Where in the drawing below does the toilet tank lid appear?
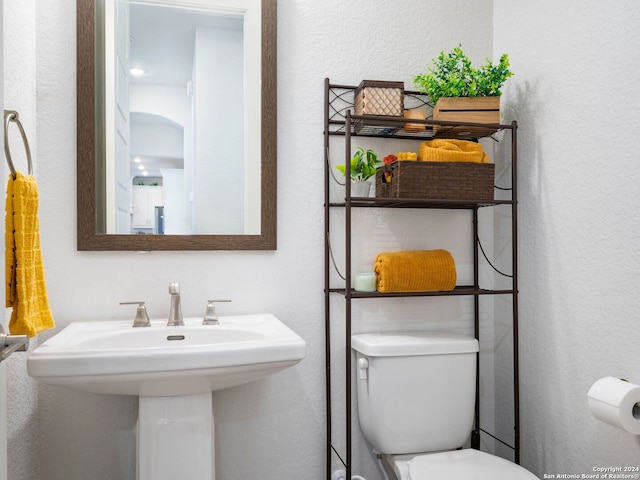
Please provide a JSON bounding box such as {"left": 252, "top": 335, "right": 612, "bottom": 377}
{"left": 351, "top": 332, "right": 479, "bottom": 357}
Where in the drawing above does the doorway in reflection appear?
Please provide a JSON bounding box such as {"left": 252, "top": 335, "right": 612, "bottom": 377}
{"left": 130, "top": 113, "right": 183, "bottom": 234}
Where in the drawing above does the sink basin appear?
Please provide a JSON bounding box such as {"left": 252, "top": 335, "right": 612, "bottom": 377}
{"left": 27, "top": 314, "right": 306, "bottom": 396}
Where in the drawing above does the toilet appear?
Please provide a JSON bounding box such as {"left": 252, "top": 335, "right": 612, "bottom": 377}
{"left": 351, "top": 331, "right": 537, "bottom": 480}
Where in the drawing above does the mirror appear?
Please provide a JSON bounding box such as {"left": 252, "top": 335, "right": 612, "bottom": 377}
{"left": 77, "top": 0, "right": 276, "bottom": 250}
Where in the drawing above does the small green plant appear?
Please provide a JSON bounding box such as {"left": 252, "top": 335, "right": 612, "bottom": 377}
{"left": 336, "top": 147, "right": 381, "bottom": 181}
{"left": 413, "top": 45, "right": 513, "bottom": 104}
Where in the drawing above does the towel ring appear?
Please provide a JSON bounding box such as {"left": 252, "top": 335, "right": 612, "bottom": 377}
{"left": 4, "top": 109, "right": 33, "bottom": 177}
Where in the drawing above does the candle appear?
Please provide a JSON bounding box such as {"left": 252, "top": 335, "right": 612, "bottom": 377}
{"left": 354, "top": 273, "right": 377, "bottom": 292}
{"left": 403, "top": 109, "right": 426, "bottom": 132}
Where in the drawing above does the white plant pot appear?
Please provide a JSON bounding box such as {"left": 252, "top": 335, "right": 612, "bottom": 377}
{"left": 350, "top": 181, "right": 371, "bottom": 198}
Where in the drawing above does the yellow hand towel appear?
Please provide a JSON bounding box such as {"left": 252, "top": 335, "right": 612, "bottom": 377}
{"left": 418, "top": 139, "right": 489, "bottom": 163}
{"left": 5, "top": 173, "right": 55, "bottom": 337}
{"left": 374, "top": 249, "right": 457, "bottom": 293}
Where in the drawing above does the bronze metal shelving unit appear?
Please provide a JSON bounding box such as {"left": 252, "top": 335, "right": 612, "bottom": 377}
{"left": 323, "top": 78, "right": 519, "bottom": 479}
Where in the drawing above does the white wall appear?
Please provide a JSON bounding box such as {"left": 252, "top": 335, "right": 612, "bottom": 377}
{"left": 130, "top": 117, "right": 184, "bottom": 160}
{"left": 130, "top": 84, "right": 191, "bottom": 128}
{"left": 0, "top": 3, "right": 5, "bottom": 479}
{"left": 494, "top": 0, "right": 640, "bottom": 476}
{"left": 20, "top": 0, "right": 640, "bottom": 479}
{"left": 3, "top": 1, "right": 40, "bottom": 479}
{"left": 160, "top": 168, "right": 188, "bottom": 234}
{"left": 13, "top": 1, "right": 494, "bottom": 479}
{"left": 193, "top": 26, "right": 244, "bottom": 234}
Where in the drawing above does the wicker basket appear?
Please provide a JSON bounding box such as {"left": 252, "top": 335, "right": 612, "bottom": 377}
{"left": 375, "top": 161, "right": 495, "bottom": 201}
{"left": 354, "top": 80, "right": 404, "bottom": 132}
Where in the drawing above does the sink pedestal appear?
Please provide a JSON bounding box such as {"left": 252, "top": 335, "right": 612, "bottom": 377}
{"left": 138, "top": 392, "right": 214, "bottom": 480}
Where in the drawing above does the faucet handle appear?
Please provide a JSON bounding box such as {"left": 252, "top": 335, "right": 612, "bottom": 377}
{"left": 202, "top": 299, "right": 231, "bottom": 325}
{"left": 120, "top": 301, "right": 151, "bottom": 328}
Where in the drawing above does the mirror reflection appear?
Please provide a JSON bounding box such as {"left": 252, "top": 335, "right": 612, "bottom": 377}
{"left": 100, "top": 0, "right": 261, "bottom": 236}
{"left": 77, "top": 0, "right": 277, "bottom": 251}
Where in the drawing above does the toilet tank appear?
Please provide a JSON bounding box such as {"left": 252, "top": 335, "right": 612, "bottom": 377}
{"left": 352, "top": 332, "right": 478, "bottom": 455}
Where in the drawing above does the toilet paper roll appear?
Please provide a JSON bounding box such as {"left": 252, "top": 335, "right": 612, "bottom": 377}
{"left": 587, "top": 376, "right": 640, "bottom": 434}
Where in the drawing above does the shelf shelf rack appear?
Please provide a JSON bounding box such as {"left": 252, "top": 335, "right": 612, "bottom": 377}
{"left": 323, "top": 78, "right": 519, "bottom": 479}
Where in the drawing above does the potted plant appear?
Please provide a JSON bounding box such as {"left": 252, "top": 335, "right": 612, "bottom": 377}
{"left": 413, "top": 45, "right": 513, "bottom": 133}
{"left": 336, "top": 146, "right": 381, "bottom": 197}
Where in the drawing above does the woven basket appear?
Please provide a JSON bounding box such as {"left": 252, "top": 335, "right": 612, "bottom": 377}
{"left": 375, "top": 161, "right": 495, "bottom": 201}
{"left": 354, "top": 80, "right": 404, "bottom": 132}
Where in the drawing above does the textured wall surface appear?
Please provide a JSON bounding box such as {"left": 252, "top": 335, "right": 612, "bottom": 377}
{"left": 0, "top": 4, "right": 5, "bottom": 480}
{"left": 8, "top": 0, "right": 640, "bottom": 478}
{"left": 494, "top": 0, "right": 640, "bottom": 476}
{"left": 3, "top": 1, "right": 40, "bottom": 480}
{"left": 4, "top": 1, "right": 494, "bottom": 479}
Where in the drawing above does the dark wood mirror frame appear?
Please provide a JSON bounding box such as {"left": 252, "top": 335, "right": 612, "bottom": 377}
{"left": 77, "top": 0, "right": 276, "bottom": 251}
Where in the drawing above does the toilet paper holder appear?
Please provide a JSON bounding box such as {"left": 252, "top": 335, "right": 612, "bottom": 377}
{"left": 588, "top": 376, "right": 640, "bottom": 433}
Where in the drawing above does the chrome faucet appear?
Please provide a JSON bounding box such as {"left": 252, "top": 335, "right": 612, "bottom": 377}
{"left": 120, "top": 301, "right": 151, "bottom": 327}
{"left": 202, "top": 299, "right": 231, "bottom": 325}
{"left": 167, "top": 283, "right": 184, "bottom": 326}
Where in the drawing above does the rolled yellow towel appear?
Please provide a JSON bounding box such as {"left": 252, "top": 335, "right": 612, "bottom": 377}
{"left": 374, "top": 249, "right": 457, "bottom": 293}
{"left": 418, "top": 139, "right": 489, "bottom": 163}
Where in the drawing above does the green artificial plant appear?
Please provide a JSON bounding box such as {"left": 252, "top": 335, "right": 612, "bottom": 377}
{"left": 413, "top": 45, "right": 513, "bottom": 104}
{"left": 336, "top": 147, "right": 381, "bottom": 181}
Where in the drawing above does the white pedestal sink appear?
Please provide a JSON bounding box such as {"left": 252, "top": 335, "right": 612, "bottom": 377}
{"left": 27, "top": 314, "right": 306, "bottom": 480}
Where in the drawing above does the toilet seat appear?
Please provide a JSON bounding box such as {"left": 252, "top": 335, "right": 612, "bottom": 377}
{"left": 407, "top": 449, "right": 537, "bottom": 479}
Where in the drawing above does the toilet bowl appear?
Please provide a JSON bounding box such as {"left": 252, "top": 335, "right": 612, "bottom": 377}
{"left": 351, "top": 331, "right": 537, "bottom": 480}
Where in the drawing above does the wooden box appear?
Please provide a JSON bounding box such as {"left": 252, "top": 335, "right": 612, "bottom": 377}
{"left": 433, "top": 96, "right": 500, "bottom": 138}
{"left": 375, "top": 161, "right": 495, "bottom": 201}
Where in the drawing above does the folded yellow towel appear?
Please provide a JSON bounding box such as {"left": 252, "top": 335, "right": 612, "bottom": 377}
{"left": 418, "top": 139, "right": 489, "bottom": 163}
{"left": 374, "top": 249, "right": 457, "bottom": 293}
{"left": 5, "top": 173, "right": 55, "bottom": 337}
